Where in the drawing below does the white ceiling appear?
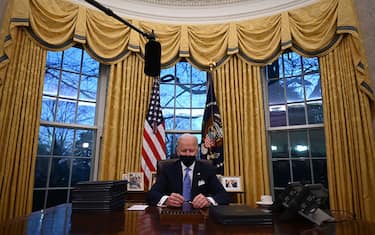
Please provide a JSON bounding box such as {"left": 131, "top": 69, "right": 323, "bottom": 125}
{"left": 75, "top": 0, "right": 317, "bottom": 24}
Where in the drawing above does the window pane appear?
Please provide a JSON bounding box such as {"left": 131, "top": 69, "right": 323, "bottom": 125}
{"left": 191, "top": 67, "right": 206, "bottom": 84}
{"left": 303, "top": 57, "right": 319, "bottom": 74}
{"left": 269, "top": 105, "right": 286, "bottom": 127}
{"left": 56, "top": 99, "right": 76, "bottom": 123}
{"left": 268, "top": 79, "right": 285, "bottom": 105}
{"left": 165, "top": 133, "right": 179, "bottom": 157}
{"left": 82, "top": 51, "right": 99, "bottom": 75}
{"left": 46, "top": 189, "right": 68, "bottom": 208}
{"left": 163, "top": 108, "right": 174, "bottom": 129}
{"left": 176, "top": 62, "right": 191, "bottom": 84}
{"left": 310, "top": 128, "right": 326, "bottom": 157}
{"left": 175, "top": 85, "right": 191, "bottom": 108}
{"left": 160, "top": 67, "right": 175, "bottom": 84}
{"left": 62, "top": 47, "right": 82, "bottom": 73}
{"left": 312, "top": 159, "right": 328, "bottom": 188}
{"left": 288, "top": 103, "right": 306, "bottom": 125}
{"left": 32, "top": 190, "right": 46, "bottom": 211}
{"left": 71, "top": 158, "right": 91, "bottom": 185}
{"left": 53, "top": 128, "right": 74, "bottom": 156}
{"left": 272, "top": 160, "right": 291, "bottom": 187}
{"left": 36, "top": 47, "right": 101, "bottom": 211}
{"left": 77, "top": 101, "right": 95, "bottom": 125}
{"left": 191, "top": 109, "right": 204, "bottom": 130}
{"left": 270, "top": 131, "right": 288, "bottom": 158}
{"left": 290, "top": 130, "right": 308, "bottom": 158}
{"left": 41, "top": 96, "right": 56, "bottom": 122}
{"left": 175, "top": 109, "right": 191, "bottom": 130}
{"left": 292, "top": 159, "right": 311, "bottom": 184}
{"left": 286, "top": 76, "right": 304, "bottom": 103}
{"left": 74, "top": 130, "right": 95, "bottom": 157}
{"left": 43, "top": 69, "right": 59, "bottom": 96}
{"left": 49, "top": 158, "right": 71, "bottom": 187}
{"left": 46, "top": 51, "right": 62, "bottom": 68}
{"left": 60, "top": 72, "right": 79, "bottom": 99}
{"left": 283, "top": 52, "right": 301, "bottom": 77}
{"left": 38, "top": 126, "right": 53, "bottom": 155}
{"left": 34, "top": 157, "right": 50, "bottom": 188}
{"left": 304, "top": 73, "right": 321, "bottom": 100}
{"left": 160, "top": 84, "right": 175, "bottom": 107}
{"left": 307, "top": 101, "right": 324, "bottom": 124}
{"left": 191, "top": 92, "right": 206, "bottom": 107}
{"left": 80, "top": 75, "right": 98, "bottom": 102}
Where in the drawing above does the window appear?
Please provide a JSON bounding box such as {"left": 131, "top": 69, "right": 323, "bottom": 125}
{"left": 160, "top": 62, "right": 207, "bottom": 157}
{"left": 264, "top": 51, "right": 328, "bottom": 199}
{"left": 33, "top": 46, "right": 106, "bottom": 211}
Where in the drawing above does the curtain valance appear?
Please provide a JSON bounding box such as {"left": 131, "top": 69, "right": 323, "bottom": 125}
{"left": 0, "top": 0, "right": 373, "bottom": 102}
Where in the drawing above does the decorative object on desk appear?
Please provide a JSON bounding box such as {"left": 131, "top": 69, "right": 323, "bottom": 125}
{"left": 71, "top": 180, "right": 127, "bottom": 212}
{"left": 158, "top": 204, "right": 207, "bottom": 224}
{"left": 149, "top": 171, "right": 157, "bottom": 190}
{"left": 221, "top": 176, "right": 243, "bottom": 192}
{"left": 256, "top": 195, "right": 273, "bottom": 212}
{"left": 127, "top": 172, "right": 144, "bottom": 191}
{"left": 216, "top": 174, "right": 223, "bottom": 182}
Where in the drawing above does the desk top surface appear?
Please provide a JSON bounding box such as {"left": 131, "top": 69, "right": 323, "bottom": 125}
{"left": 1, "top": 203, "right": 374, "bottom": 235}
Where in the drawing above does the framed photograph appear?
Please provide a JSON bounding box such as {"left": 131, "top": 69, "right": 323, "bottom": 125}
{"left": 221, "top": 176, "right": 243, "bottom": 192}
{"left": 149, "top": 171, "right": 157, "bottom": 190}
{"left": 127, "top": 172, "right": 144, "bottom": 191}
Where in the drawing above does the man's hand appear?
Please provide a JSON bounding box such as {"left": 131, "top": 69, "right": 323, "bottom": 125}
{"left": 166, "top": 193, "right": 184, "bottom": 207}
{"left": 191, "top": 194, "right": 210, "bottom": 208}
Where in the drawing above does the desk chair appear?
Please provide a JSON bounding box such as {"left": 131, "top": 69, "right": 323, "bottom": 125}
{"left": 156, "top": 159, "right": 213, "bottom": 176}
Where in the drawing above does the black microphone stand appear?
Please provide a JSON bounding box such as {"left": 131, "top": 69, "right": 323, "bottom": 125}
{"left": 85, "top": 0, "right": 155, "bottom": 40}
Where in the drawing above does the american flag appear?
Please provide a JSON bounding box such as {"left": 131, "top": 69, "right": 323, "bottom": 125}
{"left": 141, "top": 78, "right": 166, "bottom": 189}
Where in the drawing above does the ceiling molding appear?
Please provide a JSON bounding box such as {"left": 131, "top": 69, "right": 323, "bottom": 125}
{"left": 75, "top": 0, "right": 318, "bottom": 24}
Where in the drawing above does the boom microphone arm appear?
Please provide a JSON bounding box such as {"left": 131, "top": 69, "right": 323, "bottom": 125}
{"left": 85, "top": 0, "right": 161, "bottom": 76}
{"left": 85, "top": 0, "right": 155, "bottom": 40}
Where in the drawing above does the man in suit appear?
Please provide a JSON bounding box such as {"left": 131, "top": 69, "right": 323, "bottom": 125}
{"left": 146, "top": 133, "right": 230, "bottom": 208}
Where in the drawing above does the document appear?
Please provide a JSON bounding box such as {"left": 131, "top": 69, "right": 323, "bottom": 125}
{"left": 127, "top": 205, "right": 149, "bottom": 211}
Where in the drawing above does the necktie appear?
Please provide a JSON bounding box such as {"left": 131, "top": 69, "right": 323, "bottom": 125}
{"left": 183, "top": 168, "right": 191, "bottom": 201}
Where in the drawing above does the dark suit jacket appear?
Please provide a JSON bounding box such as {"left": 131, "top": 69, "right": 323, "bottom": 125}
{"left": 146, "top": 159, "right": 230, "bottom": 206}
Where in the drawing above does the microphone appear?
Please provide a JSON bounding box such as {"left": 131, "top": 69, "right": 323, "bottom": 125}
{"left": 144, "top": 39, "right": 161, "bottom": 77}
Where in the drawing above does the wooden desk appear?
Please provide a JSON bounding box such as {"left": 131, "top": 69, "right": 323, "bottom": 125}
{"left": 1, "top": 203, "right": 374, "bottom": 235}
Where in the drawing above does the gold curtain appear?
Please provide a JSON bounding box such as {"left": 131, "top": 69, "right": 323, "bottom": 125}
{"left": 0, "top": 27, "right": 46, "bottom": 221}
{"left": 320, "top": 36, "right": 375, "bottom": 222}
{"left": 0, "top": 0, "right": 374, "bottom": 222}
{"left": 99, "top": 54, "right": 153, "bottom": 179}
{"left": 213, "top": 56, "right": 270, "bottom": 206}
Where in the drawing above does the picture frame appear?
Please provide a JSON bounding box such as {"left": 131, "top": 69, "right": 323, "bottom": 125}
{"left": 149, "top": 171, "right": 157, "bottom": 190}
{"left": 221, "top": 176, "right": 243, "bottom": 192}
{"left": 126, "top": 172, "right": 144, "bottom": 191}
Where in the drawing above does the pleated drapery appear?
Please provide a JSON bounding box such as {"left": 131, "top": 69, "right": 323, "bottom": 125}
{"left": 213, "top": 56, "right": 270, "bottom": 205}
{"left": 99, "top": 54, "right": 152, "bottom": 180}
{"left": 0, "top": 27, "right": 46, "bottom": 221}
{"left": 0, "top": 0, "right": 374, "bottom": 222}
{"left": 320, "top": 37, "right": 375, "bottom": 222}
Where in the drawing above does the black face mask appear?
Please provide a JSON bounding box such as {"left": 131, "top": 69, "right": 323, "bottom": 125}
{"left": 179, "top": 156, "right": 196, "bottom": 167}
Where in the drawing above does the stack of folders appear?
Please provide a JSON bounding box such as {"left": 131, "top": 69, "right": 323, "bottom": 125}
{"left": 71, "top": 180, "right": 127, "bottom": 212}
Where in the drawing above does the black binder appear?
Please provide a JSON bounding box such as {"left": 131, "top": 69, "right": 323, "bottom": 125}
{"left": 209, "top": 205, "right": 273, "bottom": 225}
{"left": 71, "top": 180, "right": 127, "bottom": 212}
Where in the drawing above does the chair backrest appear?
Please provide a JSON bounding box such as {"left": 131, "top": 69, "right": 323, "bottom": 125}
{"left": 156, "top": 159, "right": 213, "bottom": 175}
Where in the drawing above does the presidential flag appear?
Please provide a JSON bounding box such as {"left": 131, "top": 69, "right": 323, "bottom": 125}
{"left": 200, "top": 72, "right": 224, "bottom": 174}
{"left": 141, "top": 78, "right": 166, "bottom": 189}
